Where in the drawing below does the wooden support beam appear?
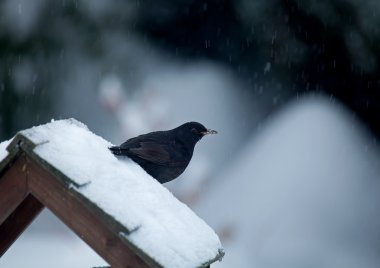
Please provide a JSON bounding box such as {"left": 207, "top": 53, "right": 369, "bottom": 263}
{"left": 27, "top": 157, "right": 150, "bottom": 268}
{"left": 0, "top": 158, "right": 28, "bottom": 224}
{"left": 0, "top": 194, "right": 44, "bottom": 257}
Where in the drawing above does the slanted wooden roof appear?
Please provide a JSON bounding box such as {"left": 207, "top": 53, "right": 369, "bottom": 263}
{"left": 0, "top": 119, "right": 224, "bottom": 268}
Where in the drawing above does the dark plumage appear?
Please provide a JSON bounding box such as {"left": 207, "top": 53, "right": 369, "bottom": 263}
{"left": 109, "top": 122, "right": 217, "bottom": 183}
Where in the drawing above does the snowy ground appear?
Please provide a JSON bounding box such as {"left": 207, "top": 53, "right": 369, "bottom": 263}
{"left": 195, "top": 96, "right": 380, "bottom": 268}
{"left": 0, "top": 209, "right": 108, "bottom": 268}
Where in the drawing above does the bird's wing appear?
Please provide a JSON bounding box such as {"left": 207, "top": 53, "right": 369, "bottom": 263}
{"left": 114, "top": 133, "right": 188, "bottom": 167}
{"left": 129, "top": 141, "right": 172, "bottom": 164}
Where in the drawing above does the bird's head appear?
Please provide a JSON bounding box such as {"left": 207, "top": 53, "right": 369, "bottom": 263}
{"left": 176, "top": 122, "right": 217, "bottom": 145}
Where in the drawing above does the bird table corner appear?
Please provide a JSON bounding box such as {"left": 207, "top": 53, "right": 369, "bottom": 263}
{"left": 0, "top": 118, "right": 224, "bottom": 268}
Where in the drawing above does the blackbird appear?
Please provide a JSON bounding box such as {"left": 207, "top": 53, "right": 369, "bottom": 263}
{"left": 109, "top": 122, "right": 217, "bottom": 183}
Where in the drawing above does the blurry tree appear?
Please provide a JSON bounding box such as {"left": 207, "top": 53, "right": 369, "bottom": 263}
{"left": 1, "top": 1, "right": 59, "bottom": 139}
{"left": 0, "top": 0, "right": 134, "bottom": 140}
{"left": 136, "top": 0, "right": 380, "bottom": 136}
{"left": 1, "top": 0, "right": 379, "bottom": 139}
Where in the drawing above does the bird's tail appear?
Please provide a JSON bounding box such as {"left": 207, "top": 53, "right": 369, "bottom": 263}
{"left": 109, "top": 146, "right": 124, "bottom": 156}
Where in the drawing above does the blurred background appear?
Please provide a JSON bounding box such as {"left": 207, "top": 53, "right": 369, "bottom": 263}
{"left": 1, "top": 0, "right": 380, "bottom": 267}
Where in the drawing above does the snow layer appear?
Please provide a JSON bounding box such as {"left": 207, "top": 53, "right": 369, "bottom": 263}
{"left": 17, "top": 118, "right": 222, "bottom": 268}
{"left": 0, "top": 139, "right": 11, "bottom": 162}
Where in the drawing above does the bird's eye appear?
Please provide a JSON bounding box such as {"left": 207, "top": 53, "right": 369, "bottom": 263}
{"left": 191, "top": 128, "right": 198, "bottom": 134}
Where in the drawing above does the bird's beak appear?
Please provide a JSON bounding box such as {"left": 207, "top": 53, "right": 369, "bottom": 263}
{"left": 201, "top": 129, "right": 218, "bottom": 136}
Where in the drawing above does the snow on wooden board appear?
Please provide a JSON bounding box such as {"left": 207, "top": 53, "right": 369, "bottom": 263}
{"left": 1, "top": 119, "right": 224, "bottom": 268}
{"left": 0, "top": 139, "right": 11, "bottom": 162}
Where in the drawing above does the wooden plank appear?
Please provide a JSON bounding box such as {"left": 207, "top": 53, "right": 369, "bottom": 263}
{"left": 27, "top": 157, "right": 151, "bottom": 268}
{"left": 0, "top": 194, "right": 44, "bottom": 257}
{"left": 0, "top": 158, "right": 28, "bottom": 224}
